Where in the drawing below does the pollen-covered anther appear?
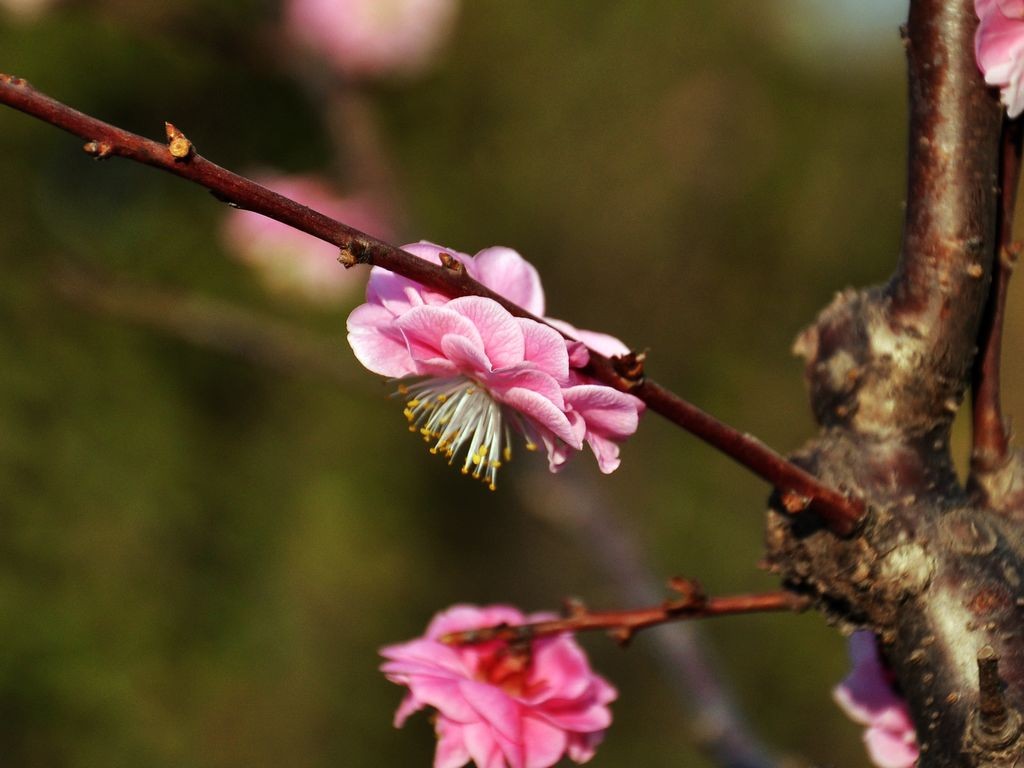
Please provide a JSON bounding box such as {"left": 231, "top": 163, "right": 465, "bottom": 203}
{"left": 398, "top": 375, "right": 511, "bottom": 489}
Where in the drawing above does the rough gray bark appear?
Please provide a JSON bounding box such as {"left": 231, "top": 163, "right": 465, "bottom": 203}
{"left": 765, "top": 1, "right": 1024, "bottom": 765}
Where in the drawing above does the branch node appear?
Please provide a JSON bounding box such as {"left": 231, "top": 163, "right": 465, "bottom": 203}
{"left": 0, "top": 73, "right": 28, "bottom": 87}
{"left": 338, "top": 238, "right": 371, "bottom": 268}
{"left": 611, "top": 350, "right": 646, "bottom": 385}
{"left": 666, "top": 576, "right": 705, "bottom": 607}
{"left": 607, "top": 627, "right": 634, "bottom": 647}
{"left": 1002, "top": 242, "right": 1022, "bottom": 269}
{"left": 562, "top": 597, "right": 587, "bottom": 620}
{"left": 780, "top": 489, "right": 812, "bottom": 515}
{"left": 164, "top": 122, "right": 194, "bottom": 161}
{"left": 971, "top": 646, "right": 1022, "bottom": 750}
{"left": 439, "top": 251, "right": 464, "bottom": 274}
{"left": 82, "top": 140, "right": 113, "bottom": 160}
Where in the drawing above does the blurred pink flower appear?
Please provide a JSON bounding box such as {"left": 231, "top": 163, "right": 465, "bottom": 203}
{"left": 976, "top": 0, "right": 1024, "bottom": 117}
{"left": 381, "top": 604, "right": 616, "bottom": 768}
{"left": 1, "top": 0, "right": 57, "bottom": 18}
{"left": 346, "top": 242, "right": 642, "bottom": 486}
{"left": 285, "top": 0, "right": 459, "bottom": 80}
{"left": 222, "top": 174, "right": 393, "bottom": 306}
{"left": 833, "top": 631, "right": 919, "bottom": 768}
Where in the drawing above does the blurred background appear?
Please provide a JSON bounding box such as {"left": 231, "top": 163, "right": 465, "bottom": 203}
{"left": 3, "top": 1, "right": 1012, "bottom": 766}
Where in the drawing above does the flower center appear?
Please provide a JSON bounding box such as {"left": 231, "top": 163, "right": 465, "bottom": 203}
{"left": 399, "top": 376, "right": 516, "bottom": 490}
{"left": 473, "top": 643, "right": 532, "bottom": 697}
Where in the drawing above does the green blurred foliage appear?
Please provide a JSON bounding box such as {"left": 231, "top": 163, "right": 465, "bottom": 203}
{"left": 1, "top": 1, "right": 993, "bottom": 766}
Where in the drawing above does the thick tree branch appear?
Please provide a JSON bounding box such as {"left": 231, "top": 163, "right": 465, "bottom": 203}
{"left": 439, "top": 580, "right": 809, "bottom": 647}
{"left": 795, "top": 0, "right": 1001, "bottom": 442}
{"left": 891, "top": 0, "right": 1001, "bottom": 363}
{"left": 0, "top": 72, "right": 865, "bottom": 534}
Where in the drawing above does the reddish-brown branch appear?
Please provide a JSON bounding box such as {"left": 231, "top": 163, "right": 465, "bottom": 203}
{"left": 440, "top": 580, "right": 809, "bottom": 646}
{"left": 0, "top": 72, "right": 865, "bottom": 535}
{"left": 892, "top": 0, "right": 1001, "bottom": 327}
{"left": 971, "top": 120, "right": 1022, "bottom": 475}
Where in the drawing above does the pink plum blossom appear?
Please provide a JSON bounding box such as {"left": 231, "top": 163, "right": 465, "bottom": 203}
{"left": 284, "top": 0, "right": 459, "bottom": 81}
{"left": 346, "top": 242, "right": 643, "bottom": 486}
{"left": 222, "top": 173, "right": 393, "bottom": 306}
{"left": 381, "top": 604, "right": 616, "bottom": 768}
{"left": 975, "top": 0, "right": 1024, "bottom": 117}
{"left": 833, "top": 631, "right": 919, "bottom": 768}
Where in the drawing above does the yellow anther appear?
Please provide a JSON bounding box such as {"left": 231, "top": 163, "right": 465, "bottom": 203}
{"left": 525, "top": 442, "right": 537, "bottom": 452}
{"left": 488, "top": 483, "right": 497, "bottom": 491}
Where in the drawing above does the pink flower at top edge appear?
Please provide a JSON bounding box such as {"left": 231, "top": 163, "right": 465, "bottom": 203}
{"left": 833, "top": 631, "right": 919, "bottom": 768}
{"left": 346, "top": 242, "right": 643, "bottom": 487}
{"left": 222, "top": 173, "right": 393, "bottom": 307}
{"left": 380, "top": 604, "right": 616, "bottom": 768}
{"left": 976, "top": 0, "right": 1024, "bottom": 117}
{"left": 284, "top": 0, "right": 459, "bottom": 81}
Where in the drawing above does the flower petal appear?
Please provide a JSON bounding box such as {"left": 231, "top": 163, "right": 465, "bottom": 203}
{"left": 566, "top": 731, "right": 605, "bottom": 764}
{"left": 521, "top": 716, "right": 570, "bottom": 768}
{"left": 563, "top": 386, "right": 642, "bottom": 440}
{"left": 546, "top": 318, "right": 631, "bottom": 358}
{"left": 395, "top": 305, "right": 486, "bottom": 372}
{"left": 459, "top": 679, "right": 522, "bottom": 743}
{"left": 463, "top": 721, "right": 511, "bottom": 768}
{"left": 864, "top": 724, "right": 920, "bottom": 768}
{"left": 502, "top": 387, "right": 582, "bottom": 449}
{"left": 448, "top": 296, "right": 526, "bottom": 369}
{"left": 469, "top": 246, "right": 546, "bottom": 316}
{"left": 435, "top": 719, "right": 472, "bottom": 768}
{"left": 518, "top": 319, "right": 570, "bottom": 382}
{"left": 347, "top": 302, "right": 417, "bottom": 377}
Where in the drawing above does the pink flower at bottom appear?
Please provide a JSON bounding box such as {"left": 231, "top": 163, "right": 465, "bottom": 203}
{"left": 833, "top": 631, "right": 919, "bottom": 768}
{"left": 346, "top": 242, "right": 643, "bottom": 485}
{"left": 976, "top": 0, "right": 1024, "bottom": 117}
{"left": 222, "top": 173, "right": 393, "bottom": 306}
{"left": 381, "top": 604, "right": 616, "bottom": 768}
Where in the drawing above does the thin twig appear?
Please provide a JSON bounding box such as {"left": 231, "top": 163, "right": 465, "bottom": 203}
{"left": 440, "top": 580, "right": 809, "bottom": 646}
{"left": 971, "top": 120, "right": 1023, "bottom": 475}
{"left": 519, "top": 469, "right": 785, "bottom": 768}
{"left": 0, "top": 73, "right": 865, "bottom": 535}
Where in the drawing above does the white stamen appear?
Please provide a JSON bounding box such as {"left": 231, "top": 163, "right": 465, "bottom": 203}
{"left": 398, "top": 376, "right": 512, "bottom": 490}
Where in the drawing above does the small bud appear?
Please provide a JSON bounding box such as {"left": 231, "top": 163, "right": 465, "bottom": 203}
{"left": 164, "top": 122, "right": 193, "bottom": 160}
{"left": 82, "top": 140, "right": 113, "bottom": 159}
